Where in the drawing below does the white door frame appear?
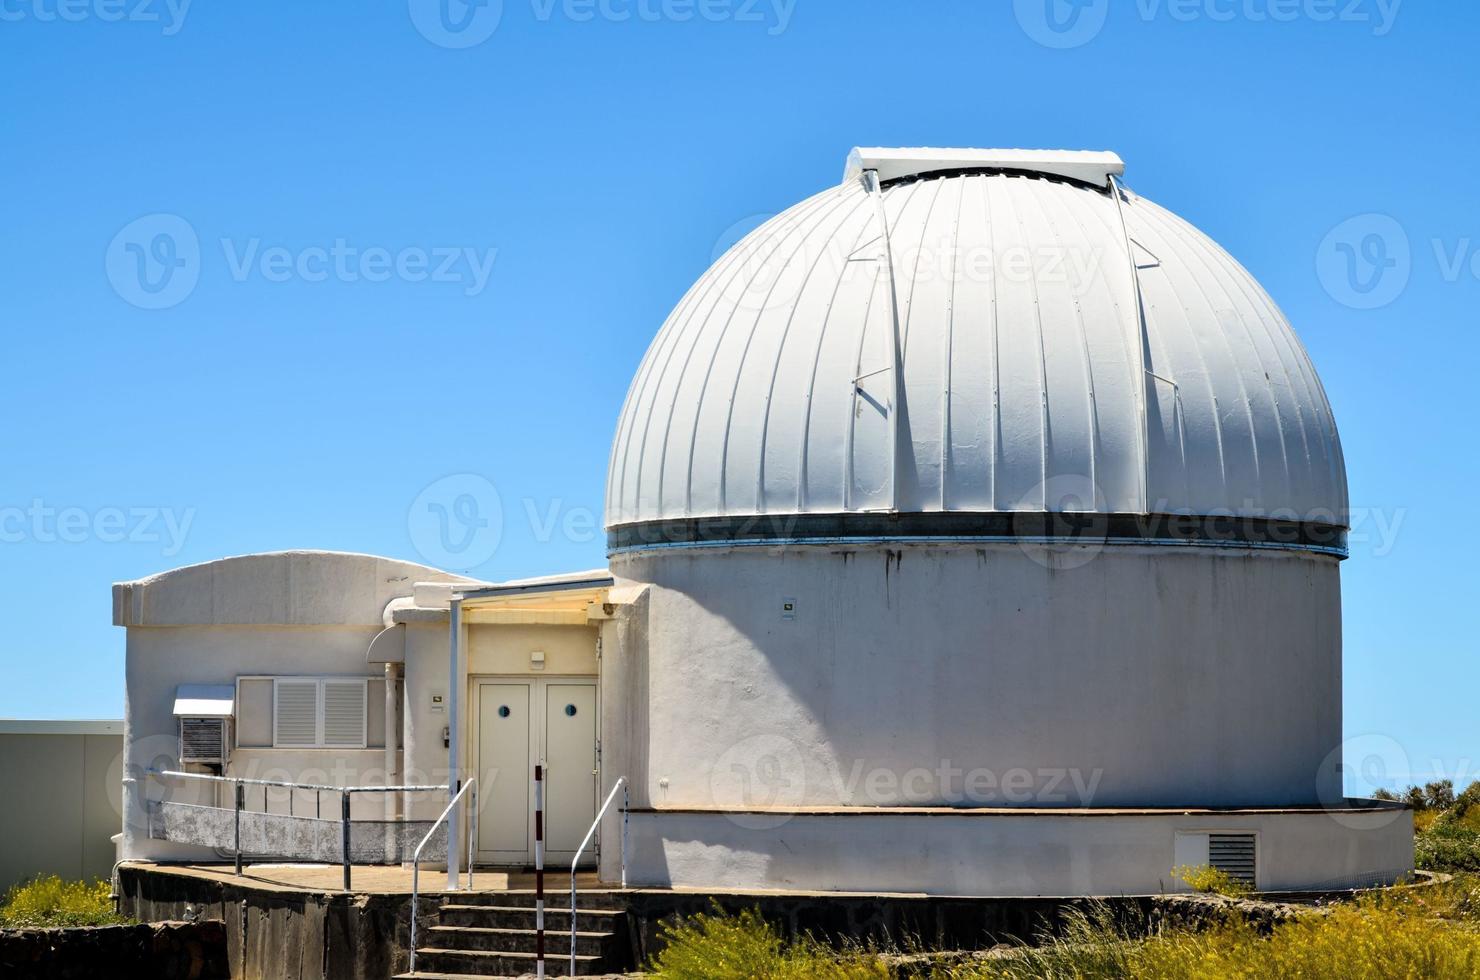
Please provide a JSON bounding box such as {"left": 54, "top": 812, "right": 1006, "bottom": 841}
{"left": 471, "top": 674, "right": 599, "bottom": 867}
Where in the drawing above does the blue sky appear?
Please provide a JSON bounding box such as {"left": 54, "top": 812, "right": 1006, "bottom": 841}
{"left": 1, "top": 1, "right": 1474, "bottom": 790}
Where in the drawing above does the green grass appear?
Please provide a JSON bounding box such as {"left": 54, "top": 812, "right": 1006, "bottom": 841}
{"left": 0, "top": 876, "right": 128, "bottom": 928}
{"left": 648, "top": 877, "right": 1480, "bottom": 980}
{"left": 938, "top": 880, "right": 1480, "bottom": 979}
{"left": 647, "top": 906, "right": 890, "bottom": 979}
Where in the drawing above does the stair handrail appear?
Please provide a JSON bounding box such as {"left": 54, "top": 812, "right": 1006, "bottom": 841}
{"left": 569, "top": 776, "right": 628, "bottom": 976}
{"left": 410, "top": 776, "right": 478, "bottom": 975}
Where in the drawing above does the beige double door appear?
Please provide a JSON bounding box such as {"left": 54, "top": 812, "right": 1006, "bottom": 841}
{"left": 474, "top": 678, "right": 598, "bottom": 866}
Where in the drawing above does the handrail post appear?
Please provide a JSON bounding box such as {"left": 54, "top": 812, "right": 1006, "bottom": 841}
{"left": 233, "top": 782, "right": 244, "bottom": 877}
{"left": 408, "top": 777, "right": 476, "bottom": 977}
{"left": 341, "top": 791, "right": 351, "bottom": 892}
{"left": 570, "top": 776, "right": 627, "bottom": 976}
{"left": 410, "top": 860, "right": 420, "bottom": 974}
{"left": 467, "top": 780, "right": 477, "bottom": 891}
{"left": 622, "top": 782, "right": 629, "bottom": 890}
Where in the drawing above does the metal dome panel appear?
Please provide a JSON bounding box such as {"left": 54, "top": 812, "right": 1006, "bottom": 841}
{"left": 606, "top": 151, "right": 1346, "bottom": 535}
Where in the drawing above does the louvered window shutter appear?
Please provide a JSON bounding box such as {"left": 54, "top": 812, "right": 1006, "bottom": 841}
{"left": 274, "top": 679, "right": 319, "bottom": 746}
{"left": 322, "top": 680, "right": 367, "bottom": 748}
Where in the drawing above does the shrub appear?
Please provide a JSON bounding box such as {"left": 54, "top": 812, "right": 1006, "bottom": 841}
{"left": 647, "top": 906, "right": 890, "bottom": 980}
{"left": 1417, "top": 825, "right": 1480, "bottom": 873}
{"left": 0, "top": 876, "right": 125, "bottom": 928}
{"left": 1170, "top": 864, "right": 1252, "bottom": 899}
{"left": 1426, "top": 779, "right": 1458, "bottom": 811}
{"left": 940, "top": 891, "right": 1480, "bottom": 979}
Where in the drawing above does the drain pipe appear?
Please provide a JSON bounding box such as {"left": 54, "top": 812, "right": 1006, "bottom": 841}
{"left": 384, "top": 660, "right": 402, "bottom": 866}
{"left": 384, "top": 662, "right": 401, "bottom": 816}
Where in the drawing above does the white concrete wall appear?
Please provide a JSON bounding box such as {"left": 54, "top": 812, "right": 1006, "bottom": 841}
{"left": 597, "top": 586, "right": 649, "bottom": 884}
{"left": 0, "top": 722, "right": 123, "bottom": 889}
{"left": 117, "top": 552, "right": 479, "bottom": 861}
{"left": 123, "top": 623, "right": 393, "bottom": 860}
{"left": 612, "top": 543, "right": 1344, "bottom": 813}
{"left": 625, "top": 807, "right": 1413, "bottom": 896}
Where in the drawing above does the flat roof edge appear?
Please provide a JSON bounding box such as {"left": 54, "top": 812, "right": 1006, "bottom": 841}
{"left": 0, "top": 719, "right": 124, "bottom": 735}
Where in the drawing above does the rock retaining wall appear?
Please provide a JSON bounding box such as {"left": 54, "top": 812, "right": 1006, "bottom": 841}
{"left": 0, "top": 920, "right": 227, "bottom": 980}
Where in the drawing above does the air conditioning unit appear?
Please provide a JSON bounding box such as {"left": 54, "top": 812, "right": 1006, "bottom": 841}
{"left": 180, "top": 717, "right": 229, "bottom": 765}
{"left": 172, "top": 684, "right": 236, "bottom": 768}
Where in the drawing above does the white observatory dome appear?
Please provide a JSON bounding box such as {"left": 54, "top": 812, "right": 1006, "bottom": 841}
{"left": 607, "top": 148, "right": 1346, "bottom": 551}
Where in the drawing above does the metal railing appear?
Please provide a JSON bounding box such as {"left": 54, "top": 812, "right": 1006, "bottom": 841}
{"left": 569, "top": 776, "right": 628, "bottom": 977}
{"left": 147, "top": 769, "right": 449, "bottom": 889}
{"left": 410, "top": 777, "right": 478, "bottom": 975}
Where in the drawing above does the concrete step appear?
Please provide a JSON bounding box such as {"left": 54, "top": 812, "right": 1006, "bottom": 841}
{"left": 426, "top": 925, "right": 616, "bottom": 956}
{"left": 414, "top": 947, "right": 607, "bottom": 976}
{"left": 438, "top": 905, "right": 625, "bottom": 930}
{"left": 449, "top": 890, "right": 627, "bottom": 911}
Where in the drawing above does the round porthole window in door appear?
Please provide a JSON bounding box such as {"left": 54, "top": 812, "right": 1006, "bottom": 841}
{"left": 564, "top": 704, "right": 577, "bottom": 717}
{"left": 498, "top": 705, "right": 511, "bottom": 718}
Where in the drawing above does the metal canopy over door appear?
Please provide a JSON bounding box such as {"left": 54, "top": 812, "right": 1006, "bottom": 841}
{"left": 476, "top": 683, "right": 531, "bottom": 864}
{"left": 474, "top": 677, "right": 597, "bottom": 867}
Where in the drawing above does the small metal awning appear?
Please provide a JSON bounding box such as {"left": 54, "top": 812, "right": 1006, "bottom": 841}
{"left": 173, "top": 684, "right": 235, "bottom": 717}
{"left": 455, "top": 571, "right": 617, "bottom": 625}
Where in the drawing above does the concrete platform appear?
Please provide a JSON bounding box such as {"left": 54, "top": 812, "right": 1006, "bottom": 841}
{"left": 136, "top": 861, "right": 606, "bottom": 895}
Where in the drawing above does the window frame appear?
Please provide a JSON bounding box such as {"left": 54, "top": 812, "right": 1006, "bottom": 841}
{"left": 237, "top": 675, "right": 372, "bottom": 750}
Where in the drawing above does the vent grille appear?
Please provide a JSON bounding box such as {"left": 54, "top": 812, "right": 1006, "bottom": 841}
{"left": 1208, "top": 833, "right": 1257, "bottom": 886}
{"left": 180, "top": 718, "right": 225, "bottom": 763}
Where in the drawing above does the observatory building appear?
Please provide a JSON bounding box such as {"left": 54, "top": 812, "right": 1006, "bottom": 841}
{"left": 118, "top": 148, "right": 1411, "bottom": 896}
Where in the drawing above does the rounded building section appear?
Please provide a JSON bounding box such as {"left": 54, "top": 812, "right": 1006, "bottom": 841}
{"left": 604, "top": 148, "right": 1405, "bottom": 895}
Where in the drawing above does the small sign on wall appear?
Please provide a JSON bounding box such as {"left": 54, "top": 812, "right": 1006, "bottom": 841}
{"left": 781, "top": 597, "right": 797, "bottom": 621}
{"left": 430, "top": 693, "right": 445, "bottom": 714}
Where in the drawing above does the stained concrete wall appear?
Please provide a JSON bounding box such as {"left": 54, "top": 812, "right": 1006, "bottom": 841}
{"left": 117, "top": 865, "right": 428, "bottom": 980}
{"left": 612, "top": 543, "right": 1345, "bottom": 812}
{"left": 0, "top": 920, "right": 227, "bottom": 980}
{"left": 0, "top": 722, "right": 123, "bottom": 890}
{"left": 624, "top": 806, "right": 1413, "bottom": 895}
